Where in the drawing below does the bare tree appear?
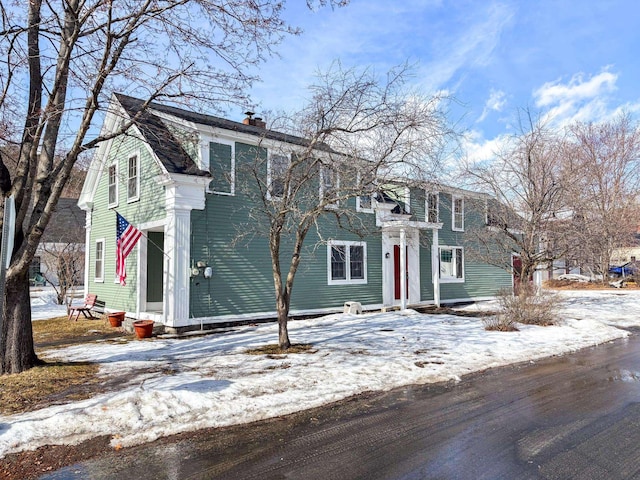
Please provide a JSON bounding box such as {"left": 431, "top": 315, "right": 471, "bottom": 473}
{"left": 0, "top": 0, "right": 339, "bottom": 374}
{"left": 41, "top": 241, "right": 84, "bottom": 307}
{"left": 564, "top": 113, "right": 640, "bottom": 278}
{"left": 237, "top": 63, "right": 455, "bottom": 349}
{"left": 463, "top": 111, "right": 573, "bottom": 284}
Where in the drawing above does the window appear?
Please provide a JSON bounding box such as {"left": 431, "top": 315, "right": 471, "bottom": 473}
{"left": 127, "top": 154, "right": 139, "bottom": 202}
{"left": 427, "top": 192, "right": 439, "bottom": 223}
{"left": 108, "top": 164, "right": 118, "bottom": 207}
{"left": 439, "top": 246, "right": 464, "bottom": 282}
{"left": 328, "top": 240, "right": 367, "bottom": 285}
{"left": 321, "top": 166, "right": 339, "bottom": 207}
{"left": 356, "top": 172, "right": 375, "bottom": 213}
{"left": 29, "top": 256, "right": 41, "bottom": 278}
{"left": 452, "top": 196, "right": 464, "bottom": 231}
{"left": 95, "top": 239, "right": 105, "bottom": 282}
{"left": 209, "top": 141, "right": 235, "bottom": 195}
{"left": 268, "top": 153, "right": 289, "bottom": 199}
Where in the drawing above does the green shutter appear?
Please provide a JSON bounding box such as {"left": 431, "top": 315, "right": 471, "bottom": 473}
{"left": 209, "top": 142, "right": 232, "bottom": 193}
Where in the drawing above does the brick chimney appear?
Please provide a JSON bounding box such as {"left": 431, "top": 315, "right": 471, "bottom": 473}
{"left": 243, "top": 111, "right": 266, "bottom": 128}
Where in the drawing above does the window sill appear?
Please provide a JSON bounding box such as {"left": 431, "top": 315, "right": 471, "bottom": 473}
{"left": 328, "top": 279, "right": 367, "bottom": 286}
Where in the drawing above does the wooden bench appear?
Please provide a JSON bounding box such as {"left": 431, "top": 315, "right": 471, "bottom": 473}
{"left": 68, "top": 294, "right": 99, "bottom": 321}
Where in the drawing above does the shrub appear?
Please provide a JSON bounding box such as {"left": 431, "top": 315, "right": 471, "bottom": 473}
{"left": 495, "top": 284, "right": 562, "bottom": 327}
{"left": 483, "top": 314, "right": 519, "bottom": 331}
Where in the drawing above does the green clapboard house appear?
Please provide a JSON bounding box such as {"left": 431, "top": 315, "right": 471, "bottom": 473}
{"left": 78, "top": 93, "right": 514, "bottom": 333}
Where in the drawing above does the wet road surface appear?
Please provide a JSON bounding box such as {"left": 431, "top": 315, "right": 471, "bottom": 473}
{"left": 42, "top": 334, "right": 640, "bottom": 479}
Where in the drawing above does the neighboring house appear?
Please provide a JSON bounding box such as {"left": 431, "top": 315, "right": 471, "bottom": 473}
{"left": 78, "top": 93, "right": 513, "bottom": 333}
{"left": 31, "top": 197, "right": 85, "bottom": 286}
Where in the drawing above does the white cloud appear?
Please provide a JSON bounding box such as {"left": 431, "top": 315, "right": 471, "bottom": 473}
{"left": 478, "top": 89, "right": 507, "bottom": 122}
{"left": 534, "top": 70, "right": 617, "bottom": 107}
{"left": 530, "top": 69, "right": 640, "bottom": 127}
{"left": 420, "top": 3, "right": 515, "bottom": 93}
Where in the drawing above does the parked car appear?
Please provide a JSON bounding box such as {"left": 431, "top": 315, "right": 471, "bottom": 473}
{"left": 608, "top": 261, "right": 640, "bottom": 277}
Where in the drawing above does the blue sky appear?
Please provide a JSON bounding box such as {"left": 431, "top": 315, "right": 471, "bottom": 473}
{"left": 245, "top": 0, "right": 640, "bottom": 161}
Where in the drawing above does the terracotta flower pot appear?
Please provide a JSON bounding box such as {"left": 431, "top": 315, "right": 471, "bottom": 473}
{"left": 108, "top": 311, "right": 125, "bottom": 327}
{"left": 133, "top": 320, "right": 154, "bottom": 339}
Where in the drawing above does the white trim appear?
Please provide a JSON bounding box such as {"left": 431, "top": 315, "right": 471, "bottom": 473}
{"left": 205, "top": 138, "right": 236, "bottom": 196}
{"left": 83, "top": 209, "right": 92, "bottom": 297}
{"left": 107, "top": 162, "right": 118, "bottom": 208}
{"left": 327, "top": 240, "right": 368, "bottom": 285}
{"left": 94, "top": 238, "right": 105, "bottom": 283}
{"left": 126, "top": 151, "right": 141, "bottom": 203}
{"left": 381, "top": 228, "right": 420, "bottom": 306}
{"left": 439, "top": 245, "right": 465, "bottom": 283}
{"left": 452, "top": 195, "right": 464, "bottom": 231}
{"left": 356, "top": 194, "right": 374, "bottom": 213}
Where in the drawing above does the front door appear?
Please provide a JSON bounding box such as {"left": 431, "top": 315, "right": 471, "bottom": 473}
{"left": 146, "top": 231, "right": 164, "bottom": 311}
{"left": 394, "top": 245, "right": 408, "bottom": 300}
{"left": 512, "top": 255, "right": 522, "bottom": 295}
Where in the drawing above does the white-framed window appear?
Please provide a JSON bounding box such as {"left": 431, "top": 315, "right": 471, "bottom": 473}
{"left": 356, "top": 172, "right": 375, "bottom": 213}
{"left": 320, "top": 166, "right": 339, "bottom": 207}
{"left": 209, "top": 140, "right": 235, "bottom": 195}
{"left": 452, "top": 196, "right": 464, "bottom": 231}
{"left": 108, "top": 163, "right": 118, "bottom": 208}
{"left": 426, "top": 191, "right": 439, "bottom": 223}
{"left": 95, "top": 239, "right": 105, "bottom": 282}
{"left": 267, "top": 152, "right": 289, "bottom": 200}
{"left": 127, "top": 153, "right": 140, "bottom": 202}
{"left": 439, "top": 246, "right": 464, "bottom": 282}
{"left": 327, "top": 240, "right": 367, "bottom": 285}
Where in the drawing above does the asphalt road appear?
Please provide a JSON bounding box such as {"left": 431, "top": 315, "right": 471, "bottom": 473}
{"left": 42, "top": 333, "right": 640, "bottom": 480}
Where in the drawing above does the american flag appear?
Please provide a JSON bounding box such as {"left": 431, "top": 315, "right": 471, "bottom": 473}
{"left": 116, "top": 213, "right": 142, "bottom": 286}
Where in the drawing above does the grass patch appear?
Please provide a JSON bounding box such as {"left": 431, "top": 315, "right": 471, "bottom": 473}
{"left": 34, "top": 315, "right": 126, "bottom": 349}
{"left": 0, "top": 361, "right": 101, "bottom": 415}
{"left": 246, "top": 343, "right": 315, "bottom": 355}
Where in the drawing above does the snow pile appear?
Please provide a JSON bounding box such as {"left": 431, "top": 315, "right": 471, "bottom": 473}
{"left": 0, "top": 289, "right": 636, "bottom": 457}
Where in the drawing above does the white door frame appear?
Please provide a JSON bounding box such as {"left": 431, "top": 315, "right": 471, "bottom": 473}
{"left": 382, "top": 227, "right": 420, "bottom": 306}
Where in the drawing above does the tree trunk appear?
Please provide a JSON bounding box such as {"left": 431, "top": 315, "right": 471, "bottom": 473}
{"left": 277, "top": 296, "right": 291, "bottom": 349}
{"left": 1, "top": 270, "right": 39, "bottom": 373}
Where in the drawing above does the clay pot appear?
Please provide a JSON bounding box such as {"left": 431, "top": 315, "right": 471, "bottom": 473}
{"left": 133, "top": 320, "right": 154, "bottom": 339}
{"left": 108, "top": 311, "right": 125, "bottom": 327}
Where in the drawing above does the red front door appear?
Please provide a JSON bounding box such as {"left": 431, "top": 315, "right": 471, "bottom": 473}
{"left": 394, "top": 245, "right": 408, "bottom": 300}
{"left": 512, "top": 255, "right": 522, "bottom": 295}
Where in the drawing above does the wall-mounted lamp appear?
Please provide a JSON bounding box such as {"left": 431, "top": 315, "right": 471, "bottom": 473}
{"left": 385, "top": 252, "right": 390, "bottom": 259}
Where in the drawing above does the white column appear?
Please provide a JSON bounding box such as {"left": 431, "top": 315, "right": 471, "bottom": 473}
{"left": 157, "top": 173, "right": 209, "bottom": 328}
{"left": 82, "top": 208, "right": 93, "bottom": 297}
{"left": 165, "top": 209, "right": 191, "bottom": 324}
{"left": 432, "top": 229, "right": 440, "bottom": 307}
{"left": 400, "top": 228, "right": 407, "bottom": 310}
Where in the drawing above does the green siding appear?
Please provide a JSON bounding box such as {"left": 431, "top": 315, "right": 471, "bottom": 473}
{"left": 189, "top": 141, "right": 384, "bottom": 318}
{"left": 436, "top": 192, "right": 512, "bottom": 301}
{"left": 87, "top": 132, "right": 166, "bottom": 313}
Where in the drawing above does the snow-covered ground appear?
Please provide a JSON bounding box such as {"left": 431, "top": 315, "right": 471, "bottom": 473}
{"left": 0, "top": 288, "right": 638, "bottom": 458}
